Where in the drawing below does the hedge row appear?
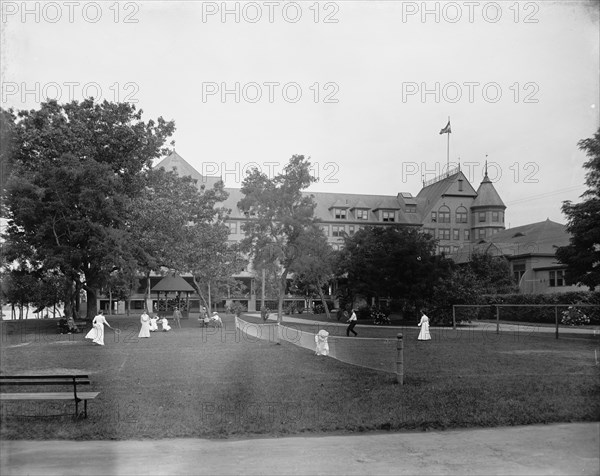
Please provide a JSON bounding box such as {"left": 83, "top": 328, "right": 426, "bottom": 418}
{"left": 463, "top": 291, "right": 600, "bottom": 324}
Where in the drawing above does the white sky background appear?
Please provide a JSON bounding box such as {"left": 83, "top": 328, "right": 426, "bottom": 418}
{"left": 1, "top": 0, "right": 599, "bottom": 228}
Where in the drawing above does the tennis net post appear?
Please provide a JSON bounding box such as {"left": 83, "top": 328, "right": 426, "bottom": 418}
{"left": 396, "top": 333, "right": 404, "bottom": 385}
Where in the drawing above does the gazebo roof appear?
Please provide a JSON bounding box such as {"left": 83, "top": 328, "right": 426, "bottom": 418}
{"left": 151, "top": 275, "right": 195, "bottom": 293}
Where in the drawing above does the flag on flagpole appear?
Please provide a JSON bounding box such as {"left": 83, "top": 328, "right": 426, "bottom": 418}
{"left": 439, "top": 120, "right": 451, "bottom": 134}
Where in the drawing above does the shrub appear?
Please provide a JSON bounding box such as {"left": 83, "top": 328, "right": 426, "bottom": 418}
{"left": 356, "top": 306, "right": 371, "bottom": 320}
{"left": 561, "top": 306, "right": 590, "bottom": 326}
{"left": 228, "top": 301, "right": 247, "bottom": 317}
{"left": 314, "top": 304, "right": 325, "bottom": 314}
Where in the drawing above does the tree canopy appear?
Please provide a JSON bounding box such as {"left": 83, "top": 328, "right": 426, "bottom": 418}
{"left": 238, "top": 155, "right": 318, "bottom": 321}
{"left": 556, "top": 127, "right": 600, "bottom": 290}
{"left": 336, "top": 225, "right": 443, "bottom": 309}
{"left": 1, "top": 99, "right": 175, "bottom": 317}
{"left": 289, "top": 225, "right": 335, "bottom": 319}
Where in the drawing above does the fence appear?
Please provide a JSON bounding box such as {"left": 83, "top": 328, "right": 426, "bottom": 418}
{"left": 452, "top": 304, "right": 600, "bottom": 339}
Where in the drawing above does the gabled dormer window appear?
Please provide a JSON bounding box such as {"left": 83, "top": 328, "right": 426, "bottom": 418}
{"left": 356, "top": 209, "right": 369, "bottom": 220}
{"left": 382, "top": 210, "right": 395, "bottom": 222}
{"left": 405, "top": 204, "right": 417, "bottom": 213}
{"left": 333, "top": 208, "right": 347, "bottom": 219}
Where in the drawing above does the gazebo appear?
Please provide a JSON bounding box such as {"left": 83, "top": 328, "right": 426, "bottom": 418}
{"left": 151, "top": 274, "right": 196, "bottom": 317}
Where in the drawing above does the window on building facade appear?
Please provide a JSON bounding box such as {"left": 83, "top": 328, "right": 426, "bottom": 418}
{"left": 348, "top": 225, "right": 355, "bottom": 235}
{"left": 513, "top": 263, "right": 526, "bottom": 283}
{"left": 334, "top": 208, "right": 347, "bottom": 219}
{"left": 549, "top": 270, "right": 565, "bottom": 287}
{"left": 356, "top": 209, "right": 369, "bottom": 220}
{"left": 331, "top": 243, "right": 341, "bottom": 251}
{"left": 478, "top": 211, "right": 486, "bottom": 222}
{"left": 332, "top": 225, "right": 345, "bottom": 237}
{"left": 452, "top": 229, "right": 460, "bottom": 241}
{"left": 477, "top": 228, "right": 486, "bottom": 239}
{"left": 464, "top": 229, "right": 470, "bottom": 240}
{"left": 456, "top": 207, "right": 468, "bottom": 223}
{"left": 382, "top": 210, "right": 395, "bottom": 222}
{"left": 227, "top": 221, "right": 237, "bottom": 235}
{"left": 431, "top": 211, "right": 437, "bottom": 222}
{"left": 321, "top": 225, "right": 329, "bottom": 236}
{"left": 422, "top": 228, "right": 434, "bottom": 238}
{"left": 492, "top": 211, "right": 499, "bottom": 222}
{"left": 439, "top": 245, "right": 451, "bottom": 254}
{"left": 452, "top": 245, "right": 460, "bottom": 253}
{"left": 458, "top": 179, "right": 463, "bottom": 191}
{"left": 405, "top": 204, "right": 417, "bottom": 213}
{"left": 439, "top": 228, "right": 451, "bottom": 240}
{"left": 438, "top": 206, "right": 451, "bottom": 223}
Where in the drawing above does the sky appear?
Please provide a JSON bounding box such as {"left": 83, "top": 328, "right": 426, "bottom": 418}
{"left": 1, "top": 0, "right": 599, "bottom": 228}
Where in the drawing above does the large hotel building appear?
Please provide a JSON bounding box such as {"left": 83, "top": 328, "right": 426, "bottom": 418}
{"left": 98, "top": 152, "right": 578, "bottom": 314}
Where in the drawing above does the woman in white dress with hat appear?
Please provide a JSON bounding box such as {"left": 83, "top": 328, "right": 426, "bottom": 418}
{"left": 417, "top": 310, "right": 431, "bottom": 341}
{"left": 139, "top": 311, "right": 151, "bottom": 338}
{"left": 315, "top": 329, "right": 330, "bottom": 356}
{"left": 161, "top": 316, "right": 172, "bottom": 331}
{"left": 85, "top": 311, "right": 114, "bottom": 346}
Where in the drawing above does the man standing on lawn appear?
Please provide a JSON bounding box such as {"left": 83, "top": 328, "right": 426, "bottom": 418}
{"left": 346, "top": 309, "right": 358, "bottom": 337}
{"left": 173, "top": 306, "right": 182, "bottom": 328}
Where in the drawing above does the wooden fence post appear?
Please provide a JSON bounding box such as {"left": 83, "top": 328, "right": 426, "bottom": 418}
{"left": 396, "top": 333, "right": 404, "bottom": 385}
{"left": 496, "top": 305, "right": 500, "bottom": 334}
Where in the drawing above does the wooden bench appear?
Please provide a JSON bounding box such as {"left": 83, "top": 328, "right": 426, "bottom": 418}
{"left": 0, "top": 375, "right": 100, "bottom": 419}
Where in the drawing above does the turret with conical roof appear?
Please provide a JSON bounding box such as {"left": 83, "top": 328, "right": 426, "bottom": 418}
{"left": 470, "top": 161, "right": 506, "bottom": 242}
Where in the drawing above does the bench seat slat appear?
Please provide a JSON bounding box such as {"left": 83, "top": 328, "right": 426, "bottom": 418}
{"left": 0, "top": 375, "right": 90, "bottom": 379}
{"left": 0, "top": 381, "right": 90, "bottom": 384}
{"left": 0, "top": 392, "right": 100, "bottom": 401}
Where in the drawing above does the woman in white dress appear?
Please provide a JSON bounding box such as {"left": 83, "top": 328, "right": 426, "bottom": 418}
{"left": 149, "top": 315, "right": 159, "bottom": 332}
{"left": 161, "top": 316, "right": 171, "bottom": 331}
{"left": 85, "top": 311, "right": 113, "bottom": 346}
{"left": 417, "top": 310, "right": 431, "bottom": 341}
{"left": 138, "top": 311, "right": 151, "bottom": 338}
{"left": 315, "top": 329, "right": 329, "bottom": 356}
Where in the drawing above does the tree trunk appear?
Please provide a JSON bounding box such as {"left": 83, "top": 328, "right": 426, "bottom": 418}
{"left": 86, "top": 288, "right": 97, "bottom": 319}
{"left": 144, "top": 271, "right": 151, "bottom": 311}
{"left": 108, "top": 289, "right": 113, "bottom": 316}
{"left": 277, "top": 269, "right": 289, "bottom": 323}
{"left": 317, "top": 282, "right": 331, "bottom": 320}
{"left": 192, "top": 276, "right": 210, "bottom": 310}
{"left": 207, "top": 281, "right": 212, "bottom": 313}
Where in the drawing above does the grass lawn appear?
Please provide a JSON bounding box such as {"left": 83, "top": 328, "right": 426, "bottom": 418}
{"left": 1, "top": 313, "right": 599, "bottom": 440}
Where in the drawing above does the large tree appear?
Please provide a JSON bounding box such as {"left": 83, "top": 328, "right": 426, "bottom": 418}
{"left": 128, "top": 166, "right": 230, "bottom": 309}
{"left": 556, "top": 127, "right": 600, "bottom": 290}
{"left": 289, "top": 225, "right": 335, "bottom": 319}
{"left": 184, "top": 223, "right": 247, "bottom": 313}
{"left": 336, "top": 225, "right": 442, "bottom": 309}
{"left": 238, "top": 155, "right": 318, "bottom": 322}
{"left": 1, "top": 99, "right": 175, "bottom": 318}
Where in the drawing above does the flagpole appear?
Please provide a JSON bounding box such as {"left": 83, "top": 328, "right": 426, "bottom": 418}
{"left": 446, "top": 116, "right": 450, "bottom": 176}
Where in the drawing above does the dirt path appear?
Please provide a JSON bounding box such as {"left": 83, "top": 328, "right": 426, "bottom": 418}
{"left": 2, "top": 422, "right": 598, "bottom": 475}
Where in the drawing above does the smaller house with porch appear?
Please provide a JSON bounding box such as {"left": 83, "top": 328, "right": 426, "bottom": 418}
{"left": 452, "top": 219, "right": 583, "bottom": 294}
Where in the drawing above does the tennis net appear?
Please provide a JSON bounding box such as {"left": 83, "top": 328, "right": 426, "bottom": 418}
{"left": 236, "top": 316, "right": 399, "bottom": 374}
